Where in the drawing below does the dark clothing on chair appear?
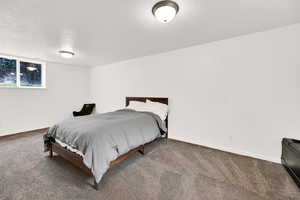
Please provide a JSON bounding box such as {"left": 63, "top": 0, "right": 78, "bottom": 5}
{"left": 73, "top": 104, "right": 95, "bottom": 117}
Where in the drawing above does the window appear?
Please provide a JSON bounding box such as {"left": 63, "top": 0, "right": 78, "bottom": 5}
{"left": 0, "top": 57, "right": 17, "bottom": 87}
{"left": 20, "top": 61, "right": 42, "bottom": 87}
{"left": 0, "top": 56, "right": 46, "bottom": 88}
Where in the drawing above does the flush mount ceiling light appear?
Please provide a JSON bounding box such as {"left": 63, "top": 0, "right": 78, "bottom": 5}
{"left": 152, "top": 0, "right": 179, "bottom": 23}
{"left": 59, "top": 50, "right": 75, "bottom": 59}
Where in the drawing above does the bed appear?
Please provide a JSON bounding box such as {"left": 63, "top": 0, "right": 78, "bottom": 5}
{"left": 44, "top": 97, "right": 168, "bottom": 189}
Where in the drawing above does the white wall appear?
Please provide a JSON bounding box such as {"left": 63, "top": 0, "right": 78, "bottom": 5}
{"left": 91, "top": 24, "right": 300, "bottom": 163}
{"left": 0, "top": 62, "right": 91, "bottom": 136}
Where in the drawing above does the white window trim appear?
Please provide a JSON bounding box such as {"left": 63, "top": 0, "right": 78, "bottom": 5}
{"left": 0, "top": 55, "right": 46, "bottom": 89}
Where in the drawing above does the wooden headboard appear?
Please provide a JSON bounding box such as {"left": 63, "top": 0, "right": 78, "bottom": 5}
{"left": 125, "top": 97, "right": 169, "bottom": 133}
{"left": 126, "top": 97, "right": 168, "bottom": 106}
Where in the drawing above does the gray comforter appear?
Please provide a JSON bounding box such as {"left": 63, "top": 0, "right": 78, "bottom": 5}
{"left": 44, "top": 109, "right": 167, "bottom": 183}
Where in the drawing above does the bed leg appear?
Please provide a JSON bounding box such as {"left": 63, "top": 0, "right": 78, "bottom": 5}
{"left": 49, "top": 143, "right": 53, "bottom": 158}
{"left": 94, "top": 178, "right": 99, "bottom": 190}
{"left": 165, "top": 133, "right": 168, "bottom": 144}
{"left": 138, "top": 145, "right": 145, "bottom": 155}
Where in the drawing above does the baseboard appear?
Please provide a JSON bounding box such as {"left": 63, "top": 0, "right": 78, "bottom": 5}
{"left": 0, "top": 127, "right": 49, "bottom": 140}
{"left": 169, "top": 136, "right": 281, "bottom": 164}
{"left": 0, "top": 128, "right": 281, "bottom": 164}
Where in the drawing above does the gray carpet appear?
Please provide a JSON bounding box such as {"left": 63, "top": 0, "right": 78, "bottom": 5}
{"left": 0, "top": 132, "right": 299, "bottom": 200}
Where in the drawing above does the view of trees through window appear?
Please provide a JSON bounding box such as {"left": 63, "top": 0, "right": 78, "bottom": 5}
{"left": 20, "top": 61, "right": 42, "bottom": 87}
{"left": 0, "top": 57, "right": 17, "bottom": 87}
{"left": 0, "top": 56, "right": 45, "bottom": 88}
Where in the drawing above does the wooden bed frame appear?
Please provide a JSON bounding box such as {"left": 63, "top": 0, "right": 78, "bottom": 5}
{"left": 49, "top": 97, "right": 168, "bottom": 190}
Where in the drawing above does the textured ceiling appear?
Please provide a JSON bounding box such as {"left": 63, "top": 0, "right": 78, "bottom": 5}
{"left": 0, "top": 0, "right": 300, "bottom": 67}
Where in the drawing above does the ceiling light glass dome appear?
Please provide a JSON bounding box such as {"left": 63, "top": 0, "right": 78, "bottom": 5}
{"left": 59, "top": 50, "right": 75, "bottom": 59}
{"left": 152, "top": 1, "right": 179, "bottom": 23}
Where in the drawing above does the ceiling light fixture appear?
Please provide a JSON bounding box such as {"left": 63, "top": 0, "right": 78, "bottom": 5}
{"left": 152, "top": 0, "right": 179, "bottom": 23}
{"left": 59, "top": 50, "right": 75, "bottom": 59}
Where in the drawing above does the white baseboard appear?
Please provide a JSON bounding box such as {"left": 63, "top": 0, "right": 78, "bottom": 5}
{"left": 0, "top": 127, "right": 49, "bottom": 137}
{"left": 169, "top": 136, "right": 281, "bottom": 164}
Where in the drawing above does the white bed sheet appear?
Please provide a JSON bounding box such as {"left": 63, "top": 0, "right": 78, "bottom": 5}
{"left": 55, "top": 139, "right": 84, "bottom": 157}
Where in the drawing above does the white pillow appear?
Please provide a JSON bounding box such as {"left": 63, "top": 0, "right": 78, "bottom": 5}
{"left": 126, "top": 101, "right": 147, "bottom": 110}
{"left": 146, "top": 99, "right": 168, "bottom": 121}
{"left": 126, "top": 100, "right": 168, "bottom": 121}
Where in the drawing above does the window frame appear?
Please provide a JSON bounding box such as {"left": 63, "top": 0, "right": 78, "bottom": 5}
{"left": 0, "top": 55, "right": 46, "bottom": 89}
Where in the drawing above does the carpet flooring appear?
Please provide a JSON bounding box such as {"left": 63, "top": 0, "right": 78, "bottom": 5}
{"left": 0, "top": 132, "right": 299, "bottom": 200}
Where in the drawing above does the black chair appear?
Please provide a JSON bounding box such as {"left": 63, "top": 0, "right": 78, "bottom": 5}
{"left": 73, "top": 104, "right": 96, "bottom": 117}
{"left": 282, "top": 138, "right": 300, "bottom": 188}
